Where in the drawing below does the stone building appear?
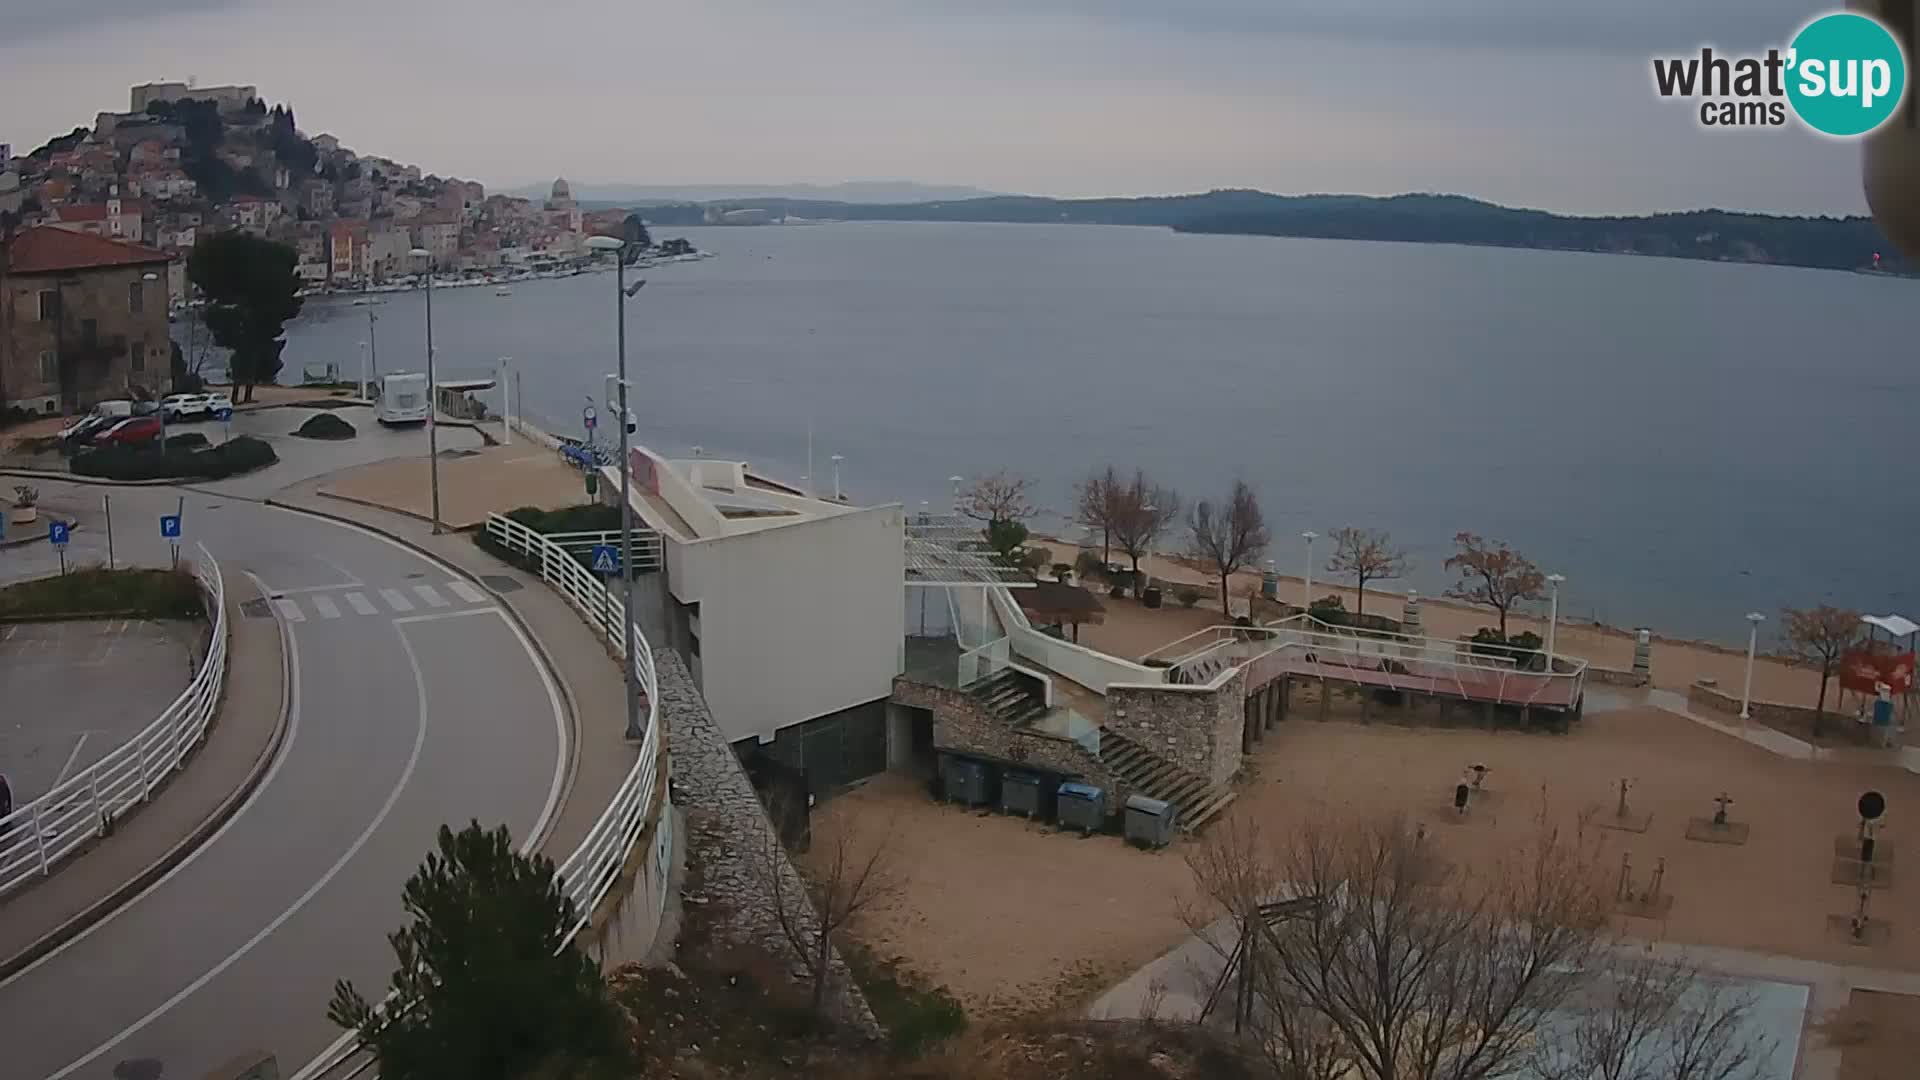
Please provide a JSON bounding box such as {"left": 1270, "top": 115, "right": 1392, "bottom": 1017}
{"left": 0, "top": 227, "right": 172, "bottom": 414}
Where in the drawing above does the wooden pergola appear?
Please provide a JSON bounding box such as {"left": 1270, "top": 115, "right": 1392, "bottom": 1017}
{"left": 1015, "top": 580, "right": 1107, "bottom": 642}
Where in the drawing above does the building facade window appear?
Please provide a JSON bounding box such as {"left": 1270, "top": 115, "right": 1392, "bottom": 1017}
{"left": 129, "top": 280, "right": 144, "bottom": 314}
{"left": 80, "top": 319, "right": 97, "bottom": 347}
{"left": 39, "top": 351, "right": 57, "bottom": 382}
{"left": 38, "top": 290, "right": 58, "bottom": 321}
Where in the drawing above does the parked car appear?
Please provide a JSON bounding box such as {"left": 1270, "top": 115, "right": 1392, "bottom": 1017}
{"left": 59, "top": 414, "right": 112, "bottom": 443}
{"left": 205, "top": 393, "right": 234, "bottom": 421}
{"left": 160, "top": 393, "right": 210, "bottom": 420}
{"left": 93, "top": 416, "right": 162, "bottom": 446}
{"left": 131, "top": 400, "right": 160, "bottom": 417}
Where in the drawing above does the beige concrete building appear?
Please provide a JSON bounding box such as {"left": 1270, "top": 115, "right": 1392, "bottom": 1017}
{"left": 0, "top": 227, "right": 172, "bottom": 414}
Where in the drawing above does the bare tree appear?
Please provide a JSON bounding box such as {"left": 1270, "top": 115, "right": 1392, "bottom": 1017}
{"left": 1445, "top": 532, "right": 1547, "bottom": 638}
{"left": 1188, "top": 480, "right": 1269, "bottom": 618}
{"left": 759, "top": 820, "right": 901, "bottom": 1020}
{"left": 1179, "top": 812, "right": 1767, "bottom": 1080}
{"left": 1325, "top": 526, "right": 1410, "bottom": 617}
{"left": 1073, "top": 465, "right": 1122, "bottom": 564}
{"left": 1546, "top": 949, "right": 1768, "bottom": 1080}
{"left": 1780, "top": 605, "right": 1862, "bottom": 735}
{"left": 1111, "top": 469, "right": 1181, "bottom": 583}
{"left": 958, "top": 470, "right": 1035, "bottom": 526}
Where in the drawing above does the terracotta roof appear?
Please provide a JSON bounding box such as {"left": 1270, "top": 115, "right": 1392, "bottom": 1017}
{"left": 51, "top": 201, "right": 147, "bottom": 222}
{"left": 5, "top": 226, "right": 171, "bottom": 274}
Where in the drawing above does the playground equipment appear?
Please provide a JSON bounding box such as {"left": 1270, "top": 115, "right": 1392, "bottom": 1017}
{"left": 1614, "top": 852, "right": 1672, "bottom": 919}
{"left": 1686, "top": 791, "right": 1749, "bottom": 845}
{"left": 1599, "top": 777, "right": 1651, "bottom": 833}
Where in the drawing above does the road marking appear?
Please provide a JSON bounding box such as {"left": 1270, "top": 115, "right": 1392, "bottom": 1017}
{"left": 393, "top": 606, "right": 499, "bottom": 626}
{"left": 344, "top": 592, "right": 378, "bottom": 616}
{"left": 44, "top": 596, "right": 432, "bottom": 1080}
{"left": 447, "top": 579, "right": 486, "bottom": 604}
{"left": 379, "top": 587, "right": 414, "bottom": 612}
{"left": 273, "top": 583, "right": 366, "bottom": 595}
{"left": 412, "top": 583, "right": 449, "bottom": 608}
{"left": 273, "top": 598, "right": 306, "bottom": 622}
{"left": 52, "top": 733, "right": 90, "bottom": 790}
{"left": 311, "top": 594, "right": 341, "bottom": 620}
{"left": 0, "top": 569, "right": 304, "bottom": 989}
{"left": 313, "top": 554, "right": 363, "bottom": 587}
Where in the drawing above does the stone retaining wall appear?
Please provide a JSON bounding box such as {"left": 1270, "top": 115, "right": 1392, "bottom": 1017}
{"left": 892, "top": 676, "right": 1123, "bottom": 811}
{"left": 662, "top": 649, "right": 879, "bottom": 1036}
{"left": 1586, "top": 666, "right": 1649, "bottom": 688}
{"left": 1106, "top": 667, "right": 1247, "bottom": 787}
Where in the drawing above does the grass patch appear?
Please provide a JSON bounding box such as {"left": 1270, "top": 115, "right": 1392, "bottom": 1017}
{"left": 0, "top": 567, "right": 204, "bottom": 620}
{"left": 842, "top": 942, "right": 967, "bottom": 1057}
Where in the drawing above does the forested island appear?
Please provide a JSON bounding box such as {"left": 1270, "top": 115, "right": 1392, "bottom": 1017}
{"left": 621, "top": 191, "right": 1907, "bottom": 275}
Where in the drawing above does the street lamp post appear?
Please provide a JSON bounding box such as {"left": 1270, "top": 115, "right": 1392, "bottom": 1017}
{"left": 1545, "top": 573, "right": 1565, "bottom": 672}
{"left": 586, "top": 234, "right": 647, "bottom": 740}
{"left": 409, "top": 249, "right": 441, "bottom": 534}
{"left": 1141, "top": 504, "right": 1157, "bottom": 596}
{"left": 831, "top": 454, "right": 845, "bottom": 501}
{"left": 498, "top": 355, "right": 512, "bottom": 445}
{"left": 1741, "top": 612, "right": 1766, "bottom": 720}
{"left": 1302, "top": 531, "right": 1318, "bottom": 613}
{"left": 358, "top": 340, "right": 369, "bottom": 402}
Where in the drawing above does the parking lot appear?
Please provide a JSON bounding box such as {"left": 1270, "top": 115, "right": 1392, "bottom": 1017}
{"left": 0, "top": 619, "right": 203, "bottom": 810}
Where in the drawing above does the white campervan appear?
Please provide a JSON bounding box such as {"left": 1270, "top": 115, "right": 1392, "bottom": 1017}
{"left": 376, "top": 372, "right": 430, "bottom": 425}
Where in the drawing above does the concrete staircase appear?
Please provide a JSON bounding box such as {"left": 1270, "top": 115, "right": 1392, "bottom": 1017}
{"left": 969, "top": 669, "right": 1049, "bottom": 727}
{"left": 1098, "top": 730, "right": 1237, "bottom": 831}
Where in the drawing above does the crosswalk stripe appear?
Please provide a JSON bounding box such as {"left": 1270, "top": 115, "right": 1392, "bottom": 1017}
{"left": 413, "top": 584, "right": 450, "bottom": 608}
{"left": 273, "top": 598, "right": 306, "bottom": 623}
{"left": 345, "top": 592, "right": 379, "bottom": 616}
{"left": 447, "top": 580, "right": 486, "bottom": 604}
{"left": 312, "top": 594, "right": 341, "bottom": 619}
{"left": 380, "top": 588, "right": 415, "bottom": 613}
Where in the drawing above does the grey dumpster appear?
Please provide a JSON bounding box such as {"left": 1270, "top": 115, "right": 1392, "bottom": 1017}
{"left": 1125, "top": 794, "right": 1179, "bottom": 848}
{"left": 1001, "top": 770, "right": 1045, "bottom": 818}
{"left": 941, "top": 755, "right": 993, "bottom": 807}
{"left": 1057, "top": 781, "right": 1105, "bottom": 833}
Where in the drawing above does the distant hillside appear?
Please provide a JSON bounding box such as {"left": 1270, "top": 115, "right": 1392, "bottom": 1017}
{"left": 512, "top": 180, "right": 1003, "bottom": 205}
{"left": 631, "top": 190, "right": 1906, "bottom": 275}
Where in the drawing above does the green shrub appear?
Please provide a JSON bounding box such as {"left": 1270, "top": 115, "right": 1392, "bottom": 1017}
{"left": 165, "top": 432, "right": 210, "bottom": 451}
{"left": 72, "top": 436, "right": 277, "bottom": 481}
{"left": 1177, "top": 586, "right": 1201, "bottom": 608}
{"left": 0, "top": 567, "right": 203, "bottom": 619}
{"left": 841, "top": 943, "right": 966, "bottom": 1057}
{"left": 293, "top": 412, "right": 357, "bottom": 440}
{"left": 1308, "top": 594, "right": 1348, "bottom": 625}
{"left": 1073, "top": 550, "right": 1103, "bottom": 580}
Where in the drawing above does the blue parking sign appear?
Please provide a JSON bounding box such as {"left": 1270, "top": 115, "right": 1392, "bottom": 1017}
{"left": 590, "top": 544, "right": 619, "bottom": 574}
{"left": 160, "top": 514, "right": 182, "bottom": 539}
{"left": 48, "top": 520, "right": 70, "bottom": 546}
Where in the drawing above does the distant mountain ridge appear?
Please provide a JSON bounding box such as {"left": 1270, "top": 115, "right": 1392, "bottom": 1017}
{"left": 507, "top": 180, "right": 1004, "bottom": 205}
{"left": 625, "top": 189, "right": 1906, "bottom": 275}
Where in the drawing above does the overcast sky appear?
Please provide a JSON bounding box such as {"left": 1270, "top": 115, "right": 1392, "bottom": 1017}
{"left": 0, "top": 0, "right": 1872, "bottom": 215}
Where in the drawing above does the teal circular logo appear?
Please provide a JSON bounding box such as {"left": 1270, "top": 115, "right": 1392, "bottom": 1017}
{"left": 1786, "top": 12, "right": 1908, "bottom": 137}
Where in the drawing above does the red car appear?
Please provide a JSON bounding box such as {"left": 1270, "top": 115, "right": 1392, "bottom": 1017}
{"left": 93, "top": 416, "right": 162, "bottom": 446}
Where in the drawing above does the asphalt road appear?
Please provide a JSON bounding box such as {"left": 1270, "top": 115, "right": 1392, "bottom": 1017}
{"left": 0, "top": 484, "right": 566, "bottom": 1080}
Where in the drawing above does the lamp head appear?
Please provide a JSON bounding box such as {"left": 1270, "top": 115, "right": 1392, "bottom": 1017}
{"left": 585, "top": 236, "right": 624, "bottom": 252}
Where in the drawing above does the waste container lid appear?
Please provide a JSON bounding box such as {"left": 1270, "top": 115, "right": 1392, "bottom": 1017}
{"left": 1058, "top": 781, "right": 1103, "bottom": 800}
{"left": 1126, "top": 794, "right": 1172, "bottom": 815}
{"left": 1004, "top": 770, "right": 1040, "bottom": 785}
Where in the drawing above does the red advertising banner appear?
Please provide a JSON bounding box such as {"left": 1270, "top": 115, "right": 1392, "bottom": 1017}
{"left": 1839, "top": 648, "right": 1916, "bottom": 695}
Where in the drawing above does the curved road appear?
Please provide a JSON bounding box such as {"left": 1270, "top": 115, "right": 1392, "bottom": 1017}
{"left": 0, "top": 486, "right": 566, "bottom": 1080}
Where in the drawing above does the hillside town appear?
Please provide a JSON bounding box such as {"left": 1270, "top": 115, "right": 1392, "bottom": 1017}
{"left": 0, "top": 80, "right": 638, "bottom": 303}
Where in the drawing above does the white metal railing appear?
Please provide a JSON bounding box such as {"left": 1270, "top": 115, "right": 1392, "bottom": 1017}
{"left": 481, "top": 511, "right": 665, "bottom": 938}
{"left": 0, "top": 545, "right": 227, "bottom": 899}
{"left": 1145, "top": 614, "right": 1589, "bottom": 709}
{"left": 958, "top": 636, "right": 1010, "bottom": 688}
{"left": 989, "top": 586, "right": 1165, "bottom": 694}
{"left": 540, "top": 529, "right": 664, "bottom": 573}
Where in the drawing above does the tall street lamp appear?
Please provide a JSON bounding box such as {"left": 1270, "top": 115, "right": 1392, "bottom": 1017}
{"left": 586, "top": 234, "right": 648, "bottom": 740}
{"left": 409, "top": 249, "right": 442, "bottom": 534}
{"left": 1741, "top": 612, "right": 1766, "bottom": 720}
{"left": 831, "top": 453, "right": 845, "bottom": 501}
{"left": 1302, "top": 531, "right": 1318, "bottom": 613}
{"left": 1545, "top": 573, "right": 1565, "bottom": 672}
{"left": 358, "top": 340, "right": 370, "bottom": 402}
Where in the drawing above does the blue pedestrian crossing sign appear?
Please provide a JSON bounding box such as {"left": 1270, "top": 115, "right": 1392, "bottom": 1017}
{"left": 590, "top": 544, "right": 620, "bottom": 574}
{"left": 160, "top": 514, "right": 182, "bottom": 539}
{"left": 48, "top": 520, "right": 70, "bottom": 546}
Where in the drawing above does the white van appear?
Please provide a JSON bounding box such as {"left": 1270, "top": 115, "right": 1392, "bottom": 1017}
{"left": 376, "top": 372, "right": 430, "bottom": 425}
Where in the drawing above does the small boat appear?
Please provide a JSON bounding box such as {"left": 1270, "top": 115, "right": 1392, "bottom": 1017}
{"left": 495, "top": 287, "right": 513, "bottom": 297}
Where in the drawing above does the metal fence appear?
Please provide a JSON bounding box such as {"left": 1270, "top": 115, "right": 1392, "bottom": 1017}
{"left": 0, "top": 544, "right": 227, "bottom": 899}
{"left": 299, "top": 515, "right": 669, "bottom": 1079}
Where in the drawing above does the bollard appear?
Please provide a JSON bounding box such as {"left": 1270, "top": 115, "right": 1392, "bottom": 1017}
{"left": 1632, "top": 629, "right": 1652, "bottom": 678}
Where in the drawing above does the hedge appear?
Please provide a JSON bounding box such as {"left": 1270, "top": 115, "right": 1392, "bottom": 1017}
{"left": 73, "top": 436, "right": 278, "bottom": 481}
{"left": 0, "top": 567, "right": 204, "bottom": 620}
{"left": 294, "top": 413, "right": 357, "bottom": 440}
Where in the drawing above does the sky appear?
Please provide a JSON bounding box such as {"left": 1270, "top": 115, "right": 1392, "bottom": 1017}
{"left": 0, "top": 0, "right": 1877, "bottom": 215}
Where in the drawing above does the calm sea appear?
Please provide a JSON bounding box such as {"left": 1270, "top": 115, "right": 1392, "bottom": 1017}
{"left": 274, "top": 221, "right": 1920, "bottom": 644}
